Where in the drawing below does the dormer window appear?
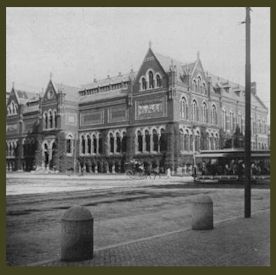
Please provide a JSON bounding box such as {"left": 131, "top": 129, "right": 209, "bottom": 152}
{"left": 149, "top": 71, "right": 154, "bottom": 89}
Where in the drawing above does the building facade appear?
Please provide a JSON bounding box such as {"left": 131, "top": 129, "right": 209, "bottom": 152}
{"left": 6, "top": 47, "right": 269, "bottom": 173}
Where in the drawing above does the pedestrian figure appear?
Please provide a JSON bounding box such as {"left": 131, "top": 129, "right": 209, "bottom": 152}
{"left": 166, "top": 168, "right": 171, "bottom": 178}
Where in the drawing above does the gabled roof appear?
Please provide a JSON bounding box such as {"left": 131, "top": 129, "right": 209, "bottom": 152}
{"left": 51, "top": 81, "right": 80, "bottom": 101}
{"left": 154, "top": 52, "right": 185, "bottom": 73}
{"left": 208, "top": 72, "right": 268, "bottom": 111}
{"left": 12, "top": 88, "right": 40, "bottom": 105}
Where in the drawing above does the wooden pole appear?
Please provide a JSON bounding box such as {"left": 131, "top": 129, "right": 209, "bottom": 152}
{"left": 244, "top": 7, "right": 251, "bottom": 218}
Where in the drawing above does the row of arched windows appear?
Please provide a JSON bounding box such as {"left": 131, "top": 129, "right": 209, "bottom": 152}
{"left": 206, "top": 132, "right": 219, "bottom": 150}
{"left": 192, "top": 75, "right": 207, "bottom": 95}
{"left": 180, "top": 97, "right": 217, "bottom": 125}
{"left": 43, "top": 109, "right": 57, "bottom": 129}
{"left": 108, "top": 130, "right": 127, "bottom": 154}
{"left": 7, "top": 101, "right": 18, "bottom": 116}
{"left": 6, "top": 140, "right": 18, "bottom": 157}
{"left": 222, "top": 109, "right": 241, "bottom": 133}
{"left": 80, "top": 132, "right": 102, "bottom": 155}
{"left": 136, "top": 127, "right": 167, "bottom": 153}
{"left": 140, "top": 70, "right": 162, "bottom": 91}
{"left": 179, "top": 129, "right": 200, "bottom": 152}
{"left": 79, "top": 130, "right": 128, "bottom": 156}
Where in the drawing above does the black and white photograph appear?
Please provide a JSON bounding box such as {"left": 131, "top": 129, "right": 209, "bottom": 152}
{"left": 6, "top": 7, "right": 270, "bottom": 266}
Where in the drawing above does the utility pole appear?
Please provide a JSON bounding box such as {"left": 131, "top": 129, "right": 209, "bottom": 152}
{"left": 244, "top": 7, "right": 252, "bottom": 218}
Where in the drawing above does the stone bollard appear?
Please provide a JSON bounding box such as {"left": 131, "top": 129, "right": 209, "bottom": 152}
{"left": 191, "top": 195, "right": 213, "bottom": 230}
{"left": 61, "top": 206, "right": 94, "bottom": 261}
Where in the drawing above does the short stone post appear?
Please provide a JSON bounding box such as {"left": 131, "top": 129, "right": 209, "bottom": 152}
{"left": 61, "top": 206, "right": 94, "bottom": 261}
{"left": 191, "top": 195, "right": 213, "bottom": 230}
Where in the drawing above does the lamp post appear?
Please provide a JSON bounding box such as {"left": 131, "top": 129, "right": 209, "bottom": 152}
{"left": 244, "top": 7, "right": 252, "bottom": 218}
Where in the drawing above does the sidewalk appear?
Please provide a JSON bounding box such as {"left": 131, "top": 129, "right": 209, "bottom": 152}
{"left": 35, "top": 209, "right": 270, "bottom": 266}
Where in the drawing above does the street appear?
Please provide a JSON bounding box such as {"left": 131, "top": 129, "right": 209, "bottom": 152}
{"left": 6, "top": 174, "right": 270, "bottom": 266}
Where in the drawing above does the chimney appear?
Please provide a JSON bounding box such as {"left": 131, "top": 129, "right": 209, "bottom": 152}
{"left": 107, "top": 75, "right": 110, "bottom": 79}
{"left": 118, "top": 72, "right": 122, "bottom": 76}
{"left": 93, "top": 78, "right": 97, "bottom": 83}
{"left": 251, "top": 82, "right": 256, "bottom": 95}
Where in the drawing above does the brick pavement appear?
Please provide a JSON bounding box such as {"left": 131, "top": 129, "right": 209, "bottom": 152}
{"left": 35, "top": 209, "right": 270, "bottom": 266}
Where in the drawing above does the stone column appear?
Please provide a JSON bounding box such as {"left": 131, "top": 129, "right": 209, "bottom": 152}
{"left": 164, "top": 123, "right": 176, "bottom": 172}
{"left": 143, "top": 134, "right": 146, "bottom": 152}
{"left": 97, "top": 136, "right": 100, "bottom": 154}
{"left": 126, "top": 127, "right": 135, "bottom": 161}
{"left": 150, "top": 133, "right": 154, "bottom": 153}
{"left": 105, "top": 162, "right": 109, "bottom": 174}
{"left": 35, "top": 135, "right": 43, "bottom": 168}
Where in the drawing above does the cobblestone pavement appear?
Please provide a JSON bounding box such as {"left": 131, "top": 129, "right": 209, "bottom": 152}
{"left": 37, "top": 209, "right": 270, "bottom": 266}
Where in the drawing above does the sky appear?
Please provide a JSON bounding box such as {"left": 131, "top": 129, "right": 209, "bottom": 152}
{"left": 6, "top": 7, "right": 270, "bottom": 119}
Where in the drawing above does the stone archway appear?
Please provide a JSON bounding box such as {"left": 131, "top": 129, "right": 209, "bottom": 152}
{"left": 42, "top": 142, "right": 49, "bottom": 169}
{"left": 42, "top": 139, "right": 56, "bottom": 170}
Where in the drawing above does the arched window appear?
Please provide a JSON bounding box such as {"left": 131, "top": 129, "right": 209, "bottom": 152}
{"left": 49, "top": 110, "right": 53, "bottom": 129}
{"left": 222, "top": 109, "right": 226, "bottom": 131}
{"left": 7, "top": 106, "right": 11, "bottom": 115}
{"left": 8, "top": 142, "right": 12, "bottom": 157}
{"left": 145, "top": 130, "right": 151, "bottom": 152}
{"left": 93, "top": 134, "right": 97, "bottom": 154}
{"left": 192, "top": 79, "right": 196, "bottom": 91}
{"left": 149, "top": 71, "right": 154, "bottom": 89}
{"left": 197, "top": 76, "right": 201, "bottom": 93}
{"left": 180, "top": 97, "right": 188, "bottom": 120}
{"left": 66, "top": 134, "right": 73, "bottom": 155}
{"left": 11, "top": 102, "right": 15, "bottom": 114}
{"left": 184, "top": 130, "right": 189, "bottom": 151}
{"left": 87, "top": 135, "right": 91, "bottom": 154}
{"left": 241, "top": 116, "right": 245, "bottom": 134}
{"left": 192, "top": 100, "right": 199, "bottom": 121}
{"left": 179, "top": 129, "right": 184, "bottom": 151}
{"left": 156, "top": 74, "right": 162, "bottom": 88}
{"left": 53, "top": 110, "right": 57, "bottom": 128}
{"left": 137, "top": 131, "right": 143, "bottom": 152}
{"left": 206, "top": 133, "right": 210, "bottom": 150}
{"left": 122, "top": 132, "right": 127, "bottom": 153}
{"left": 212, "top": 105, "right": 217, "bottom": 125}
{"left": 195, "top": 131, "right": 200, "bottom": 151}
{"left": 98, "top": 134, "right": 103, "bottom": 154}
{"left": 210, "top": 133, "right": 214, "bottom": 150}
{"left": 215, "top": 134, "right": 219, "bottom": 149}
{"left": 159, "top": 129, "right": 167, "bottom": 152}
{"left": 203, "top": 82, "right": 207, "bottom": 95}
{"left": 141, "top": 77, "right": 147, "bottom": 90}
{"left": 109, "top": 133, "right": 114, "bottom": 153}
{"left": 81, "top": 135, "right": 86, "bottom": 155}
{"left": 44, "top": 112, "right": 48, "bottom": 129}
{"left": 230, "top": 112, "right": 234, "bottom": 131}
{"left": 153, "top": 129, "right": 159, "bottom": 152}
{"left": 190, "top": 134, "right": 193, "bottom": 151}
{"left": 202, "top": 102, "right": 208, "bottom": 123}
{"left": 116, "top": 133, "right": 121, "bottom": 153}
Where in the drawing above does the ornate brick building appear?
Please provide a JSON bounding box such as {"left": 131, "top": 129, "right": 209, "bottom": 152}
{"left": 6, "top": 46, "right": 269, "bottom": 173}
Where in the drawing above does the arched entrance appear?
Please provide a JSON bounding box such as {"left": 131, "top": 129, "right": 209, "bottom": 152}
{"left": 43, "top": 143, "right": 49, "bottom": 169}
{"left": 49, "top": 142, "right": 57, "bottom": 170}
{"left": 42, "top": 139, "right": 57, "bottom": 170}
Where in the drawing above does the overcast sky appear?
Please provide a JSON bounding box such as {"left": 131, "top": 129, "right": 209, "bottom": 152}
{"left": 6, "top": 7, "right": 270, "bottom": 118}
